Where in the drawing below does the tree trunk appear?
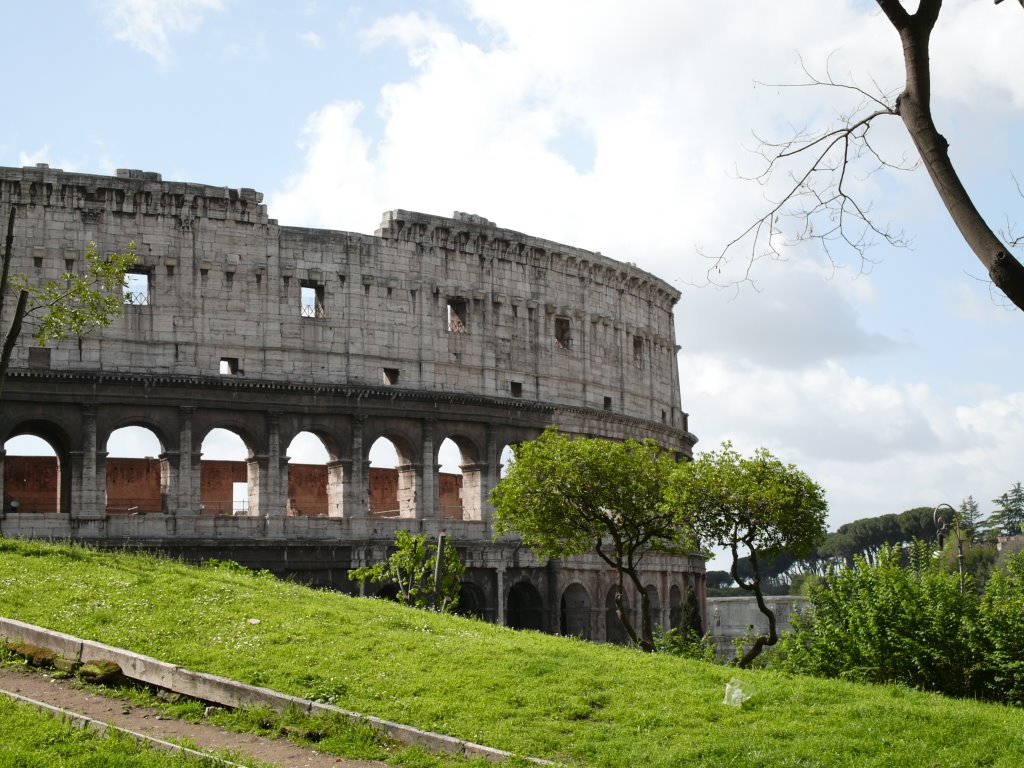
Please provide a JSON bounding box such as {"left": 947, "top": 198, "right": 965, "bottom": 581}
{"left": 882, "top": 0, "right": 1024, "bottom": 311}
{"left": 730, "top": 541, "right": 778, "bottom": 669}
{"left": 0, "top": 206, "right": 23, "bottom": 400}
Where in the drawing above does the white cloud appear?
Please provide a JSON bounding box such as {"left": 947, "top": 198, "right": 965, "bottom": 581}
{"left": 269, "top": 0, "right": 1024, "bottom": 536}
{"left": 18, "top": 146, "right": 52, "bottom": 168}
{"left": 299, "top": 31, "right": 323, "bottom": 49}
{"left": 101, "top": 0, "right": 224, "bottom": 67}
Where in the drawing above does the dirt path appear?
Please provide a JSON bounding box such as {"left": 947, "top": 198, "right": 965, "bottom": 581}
{"left": 0, "top": 664, "right": 388, "bottom": 768}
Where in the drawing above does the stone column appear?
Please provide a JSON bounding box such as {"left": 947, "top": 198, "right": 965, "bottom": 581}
{"left": 0, "top": 449, "right": 6, "bottom": 519}
{"left": 158, "top": 451, "right": 177, "bottom": 515}
{"left": 480, "top": 423, "right": 498, "bottom": 523}
{"left": 326, "top": 460, "right": 347, "bottom": 517}
{"left": 496, "top": 565, "right": 506, "bottom": 626}
{"left": 416, "top": 418, "right": 437, "bottom": 520}
{"left": 261, "top": 412, "right": 286, "bottom": 518}
{"left": 71, "top": 407, "right": 102, "bottom": 520}
{"left": 343, "top": 416, "right": 367, "bottom": 518}
{"left": 174, "top": 407, "right": 198, "bottom": 515}
{"left": 459, "top": 463, "right": 487, "bottom": 522}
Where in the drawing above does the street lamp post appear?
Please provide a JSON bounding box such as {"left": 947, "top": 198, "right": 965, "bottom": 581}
{"left": 933, "top": 502, "right": 965, "bottom": 595}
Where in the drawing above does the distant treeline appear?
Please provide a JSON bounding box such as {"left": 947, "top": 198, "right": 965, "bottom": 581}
{"left": 707, "top": 483, "right": 1024, "bottom": 590}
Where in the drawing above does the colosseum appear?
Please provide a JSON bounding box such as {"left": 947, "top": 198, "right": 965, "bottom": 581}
{"left": 0, "top": 164, "right": 703, "bottom": 642}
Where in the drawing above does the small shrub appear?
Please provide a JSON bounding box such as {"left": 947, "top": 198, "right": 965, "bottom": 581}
{"left": 653, "top": 626, "right": 718, "bottom": 663}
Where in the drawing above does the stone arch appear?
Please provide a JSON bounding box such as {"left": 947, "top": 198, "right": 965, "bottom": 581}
{"left": 498, "top": 444, "right": 515, "bottom": 479}
{"left": 374, "top": 583, "right": 401, "bottom": 602}
{"left": 645, "top": 583, "right": 662, "bottom": 631}
{"left": 199, "top": 427, "right": 255, "bottom": 516}
{"left": 367, "top": 430, "right": 419, "bottom": 518}
{"left": 669, "top": 583, "right": 683, "bottom": 630}
{"left": 436, "top": 432, "right": 485, "bottom": 521}
{"left": 605, "top": 585, "right": 633, "bottom": 645}
{"left": 3, "top": 423, "right": 69, "bottom": 514}
{"left": 559, "top": 582, "right": 592, "bottom": 639}
{"left": 506, "top": 580, "right": 545, "bottom": 631}
{"left": 455, "top": 580, "right": 488, "bottom": 620}
{"left": 105, "top": 425, "right": 166, "bottom": 515}
{"left": 285, "top": 430, "right": 334, "bottom": 517}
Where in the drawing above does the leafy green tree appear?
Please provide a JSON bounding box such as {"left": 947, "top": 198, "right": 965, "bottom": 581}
{"left": 490, "top": 427, "right": 687, "bottom": 652}
{"left": 1, "top": 206, "right": 136, "bottom": 399}
{"left": 984, "top": 483, "right": 1024, "bottom": 538}
{"left": 666, "top": 442, "right": 827, "bottom": 667}
{"left": 978, "top": 551, "right": 1024, "bottom": 705}
{"left": 959, "top": 495, "right": 982, "bottom": 540}
{"left": 349, "top": 530, "right": 465, "bottom": 613}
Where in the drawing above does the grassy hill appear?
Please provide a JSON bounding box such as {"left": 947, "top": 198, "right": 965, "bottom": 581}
{"left": 1, "top": 538, "right": 1022, "bottom": 767}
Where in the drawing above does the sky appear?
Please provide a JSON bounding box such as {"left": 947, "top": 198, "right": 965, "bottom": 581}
{"left": 3, "top": 0, "right": 1023, "bottom": 546}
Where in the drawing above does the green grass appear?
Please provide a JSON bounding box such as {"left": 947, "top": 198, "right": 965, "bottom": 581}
{"left": 2, "top": 538, "right": 1024, "bottom": 767}
{"left": 0, "top": 693, "right": 270, "bottom": 768}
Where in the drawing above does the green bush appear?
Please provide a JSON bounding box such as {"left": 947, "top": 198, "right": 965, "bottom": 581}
{"left": 977, "top": 552, "right": 1024, "bottom": 705}
{"left": 774, "top": 543, "right": 984, "bottom": 698}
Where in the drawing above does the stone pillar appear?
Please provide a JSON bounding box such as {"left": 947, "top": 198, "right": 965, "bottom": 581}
{"left": 496, "top": 565, "right": 506, "bottom": 626}
{"left": 417, "top": 418, "right": 437, "bottom": 520}
{"left": 459, "top": 463, "right": 486, "bottom": 521}
{"left": 396, "top": 464, "right": 421, "bottom": 518}
{"left": 71, "top": 407, "right": 101, "bottom": 520}
{"left": 175, "top": 407, "right": 197, "bottom": 515}
{"left": 480, "top": 423, "right": 498, "bottom": 523}
{"left": 158, "top": 451, "right": 177, "bottom": 515}
{"left": 326, "top": 460, "right": 347, "bottom": 517}
{"left": 262, "top": 412, "right": 286, "bottom": 518}
{"left": 343, "top": 416, "right": 367, "bottom": 518}
{"left": 0, "top": 449, "right": 6, "bottom": 519}
{"left": 246, "top": 455, "right": 263, "bottom": 516}
{"left": 95, "top": 450, "right": 109, "bottom": 516}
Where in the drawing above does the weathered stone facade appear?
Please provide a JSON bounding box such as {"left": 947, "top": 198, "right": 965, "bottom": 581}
{"left": 0, "top": 164, "right": 703, "bottom": 640}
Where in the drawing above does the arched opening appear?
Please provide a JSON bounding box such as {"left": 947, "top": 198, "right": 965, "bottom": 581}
{"left": 506, "top": 581, "right": 545, "bottom": 631}
{"left": 645, "top": 584, "right": 662, "bottom": 631}
{"left": 498, "top": 445, "right": 514, "bottom": 479}
{"left": 454, "top": 580, "right": 488, "bottom": 620}
{"left": 605, "top": 586, "right": 633, "bottom": 645}
{"left": 286, "top": 432, "right": 332, "bottom": 517}
{"left": 559, "top": 583, "right": 592, "bottom": 639}
{"left": 438, "top": 437, "right": 464, "bottom": 520}
{"left": 105, "top": 426, "right": 165, "bottom": 515}
{"left": 669, "top": 584, "right": 683, "bottom": 630}
{"left": 374, "top": 583, "right": 401, "bottom": 602}
{"left": 199, "top": 428, "right": 252, "bottom": 516}
{"left": 3, "top": 434, "right": 62, "bottom": 513}
{"left": 368, "top": 435, "right": 417, "bottom": 517}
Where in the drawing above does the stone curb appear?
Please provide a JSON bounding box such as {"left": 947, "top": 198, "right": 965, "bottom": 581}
{"left": 0, "top": 617, "right": 552, "bottom": 765}
{"left": 1, "top": 687, "right": 251, "bottom": 767}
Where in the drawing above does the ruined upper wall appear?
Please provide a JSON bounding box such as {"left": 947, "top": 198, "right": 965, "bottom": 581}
{"left": 0, "top": 165, "right": 686, "bottom": 431}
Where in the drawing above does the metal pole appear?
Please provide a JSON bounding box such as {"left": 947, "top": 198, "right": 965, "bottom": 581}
{"left": 433, "top": 531, "right": 447, "bottom": 609}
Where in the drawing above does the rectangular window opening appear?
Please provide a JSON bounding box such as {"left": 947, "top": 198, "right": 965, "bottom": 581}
{"left": 123, "top": 270, "right": 151, "bottom": 306}
{"left": 301, "top": 282, "right": 325, "bottom": 318}
{"left": 510, "top": 381, "right": 523, "bottom": 398}
{"left": 27, "top": 347, "right": 51, "bottom": 370}
{"left": 219, "top": 357, "right": 239, "bottom": 375}
{"left": 447, "top": 297, "right": 468, "bottom": 333}
{"left": 603, "top": 396, "right": 613, "bottom": 411}
{"left": 633, "top": 336, "right": 644, "bottom": 369}
{"left": 383, "top": 367, "right": 400, "bottom": 386}
{"left": 555, "top": 316, "right": 572, "bottom": 350}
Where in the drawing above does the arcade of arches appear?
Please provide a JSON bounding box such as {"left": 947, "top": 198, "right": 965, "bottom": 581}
{"left": 1, "top": 404, "right": 706, "bottom": 644}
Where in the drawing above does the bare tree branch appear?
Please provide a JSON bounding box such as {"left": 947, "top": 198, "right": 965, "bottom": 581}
{"left": 711, "top": 1, "right": 1024, "bottom": 313}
